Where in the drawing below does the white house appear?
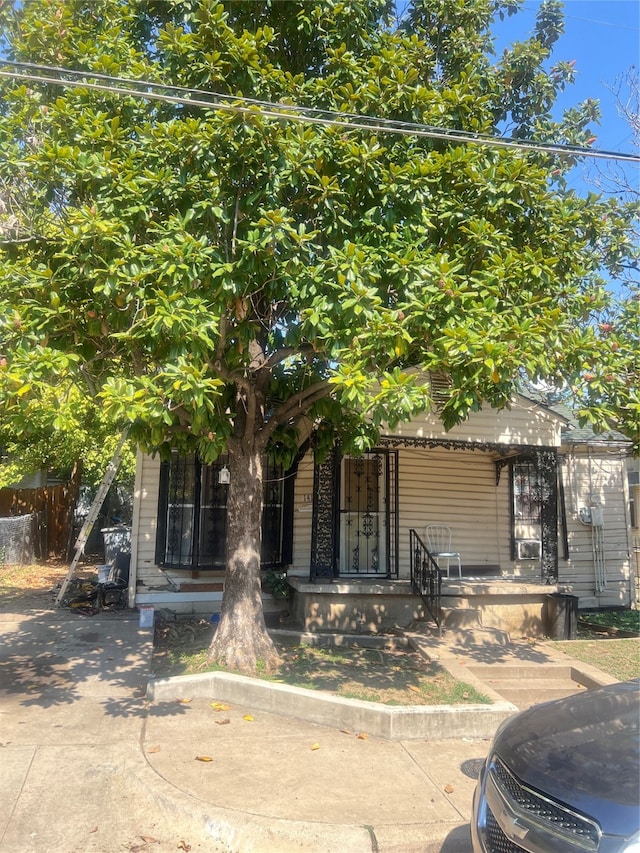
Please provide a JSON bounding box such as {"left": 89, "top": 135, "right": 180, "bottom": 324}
{"left": 128, "top": 394, "right": 636, "bottom": 636}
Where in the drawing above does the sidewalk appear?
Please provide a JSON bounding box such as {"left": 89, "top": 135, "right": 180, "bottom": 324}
{"left": 0, "top": 609, "right": 615, "bottom": 853}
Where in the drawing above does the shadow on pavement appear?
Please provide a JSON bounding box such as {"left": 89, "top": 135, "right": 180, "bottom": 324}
{"left": 0, "top": 610, "right": 173, "bottom": 720}
{"left": 441, "top": 823, "right": 473, "bottom": 851}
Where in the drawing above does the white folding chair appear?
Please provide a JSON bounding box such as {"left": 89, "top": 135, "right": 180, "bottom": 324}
{"left": 425, "top": 524, "right": 462, "bottom": 578}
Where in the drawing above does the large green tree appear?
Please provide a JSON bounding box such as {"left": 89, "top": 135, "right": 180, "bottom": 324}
{"left": 0, "top": 0, "right": 637, "bottom": 670}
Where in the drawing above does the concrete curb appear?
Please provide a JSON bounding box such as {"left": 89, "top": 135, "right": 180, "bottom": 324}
{"left": 146, "top": 670, "right": 516, "bottom": 741}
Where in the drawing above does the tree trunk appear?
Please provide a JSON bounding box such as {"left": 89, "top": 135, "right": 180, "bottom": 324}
{"left": 207, "top": 440, "right": 281, "bottom": 673}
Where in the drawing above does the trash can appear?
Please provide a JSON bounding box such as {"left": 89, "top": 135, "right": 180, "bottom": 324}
{"left": 545, "top": 593, "right": 578, "bottom": 640}
{"left": 101, "top": 525, "right": 131, "bottom": 567}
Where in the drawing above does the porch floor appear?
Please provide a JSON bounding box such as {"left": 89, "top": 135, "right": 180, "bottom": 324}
{"left": 288, "top": 576, "right": 561, "bottom": 595}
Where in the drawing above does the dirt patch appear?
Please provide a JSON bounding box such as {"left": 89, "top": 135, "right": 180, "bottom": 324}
{"left": 0, "top": 559, "right": 99, "bottom": 612}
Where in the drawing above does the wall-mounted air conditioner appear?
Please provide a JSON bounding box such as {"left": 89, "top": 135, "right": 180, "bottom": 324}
{"left": 516, "top": 539, "right": 542, "bottom": 560}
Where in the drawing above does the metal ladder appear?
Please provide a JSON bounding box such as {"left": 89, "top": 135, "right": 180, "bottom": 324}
{"left": 55, "top": 428, "right": 130, "bottom": 607}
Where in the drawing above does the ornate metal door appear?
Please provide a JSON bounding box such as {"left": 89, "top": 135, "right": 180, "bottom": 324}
{"left": 339, "top": 451, "right": 397, "bottom": 577}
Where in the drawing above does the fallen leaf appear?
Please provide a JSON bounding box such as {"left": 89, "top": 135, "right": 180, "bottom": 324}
{"left": 243, "top": 714, "right": 254, "bottom": 722}
{"left": 176, "top": 698, "right": 192, "bottom": 704}
{"left": 340, "top": 729, "right": 353, "bottom": 735}
{"left": 215, "top": 718, "right": 231, "bottom": 725}
{"left": 357, "top": 732, "right": 368, "bottom": 740}
{"left": 139, "top": 838, "right": 158, "bottom": 845}
{"left": 444, "top": 783, "right": 454, "bottom": 794}
{"left": 195, "top": 755, "right": 213, "bottom": 762}
{"left": 311, "top": 742, "right": 320, "bottom": 750}
{"left": 462, "top": 692, "right": 470, "bottom": 699}
{"left": 211, "top": 702, "right": 231, "bottom": 712}
{"left": 408, "top": 685, "right": 421, "bottom": 694}
{"left": 177, "top": 842, "right": 191, "bottom": 852}
{"left": 146, "top": 745, "right": 161, "bottom": 753}
{"left": 89, "top": 826, "right": 98, "bottom": 833}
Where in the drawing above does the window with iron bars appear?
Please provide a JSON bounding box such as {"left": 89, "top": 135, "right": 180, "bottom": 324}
{"left": 155, "top": 452, "right": 291, "bottom": 570}
{"left": 512, "top": 459, "right": 542, "bottom": 523}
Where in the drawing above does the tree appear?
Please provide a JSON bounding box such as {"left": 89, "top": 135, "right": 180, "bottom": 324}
{"left": 0, "top": 383, "right": 136, "bottom": 491}
{"left": 573, "top": 67, "right": 640, "bottom": 451}
{"left": 0, "top": 0, "right": 637, "bottom": 671}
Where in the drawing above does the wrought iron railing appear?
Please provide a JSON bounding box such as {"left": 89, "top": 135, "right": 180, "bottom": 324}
{"left": 409, "top": 529, "right": 442, "bottom": 632}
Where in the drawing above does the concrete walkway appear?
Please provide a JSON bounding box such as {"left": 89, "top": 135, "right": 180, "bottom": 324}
{"left": 0, "top": 609, "right": 618, "bottom": 853}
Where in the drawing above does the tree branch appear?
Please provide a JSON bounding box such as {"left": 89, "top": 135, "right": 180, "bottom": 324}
{"left": 259, "top": 380, "right": 331, "bottom": 446}
{"left": 263, "top": 344, "right": 316, "bottom": 371}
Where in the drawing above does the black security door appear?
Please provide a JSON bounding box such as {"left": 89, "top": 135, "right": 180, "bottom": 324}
{"left": 339, "top": 450, "right": 398, "bottom": 577}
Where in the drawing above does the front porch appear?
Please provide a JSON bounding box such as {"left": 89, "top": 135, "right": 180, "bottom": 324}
{"left": 287, "top": 576, "right": 569, "bottom": 639}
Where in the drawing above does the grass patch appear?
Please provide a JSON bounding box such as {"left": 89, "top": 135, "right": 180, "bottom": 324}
{"left": 548, "top": 638, "right": 640, "bottom": 683}
{"left": 269, "top": 644, "right": 491, "bottom": 706}
{"left": 579, "top": 609, "right": 639, "bottom": 635}
{"left": 152, "top": 619, "right": 491, "bottom": 706}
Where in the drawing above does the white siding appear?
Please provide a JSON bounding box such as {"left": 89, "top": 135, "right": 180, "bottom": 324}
{"left": 389, "top": 396, "right": 563, "bottom": 447}
{"left": 290, "top": 446, "right": 540, "bottom": 581}
{"left": 291, "top": 455, "right": 314, "bottom": 576}
{"left": 397, "top": 447, "right": 511, "bottom": 578}
{"left": 560, "top": 449, "right": 633, "bottom": 607}
{"left": 132, "top": 451, "right": 162, "bottom": 594}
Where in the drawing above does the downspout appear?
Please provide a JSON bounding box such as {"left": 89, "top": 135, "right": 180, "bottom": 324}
{"left": 621, "top": 463, "right": 638, "bottom": 607}
{"left": 128, "top": 447, "right": 144, "bottom": 610}
{"left": 590, "top": 500, "right": 606, "bottom": 594}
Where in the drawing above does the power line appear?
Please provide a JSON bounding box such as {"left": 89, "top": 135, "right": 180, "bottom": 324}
{"left": 522, "top": 1, "right": 640, "bottom": 32}
{"left": 0, "top": 61, "right": 638, "bottom": 164}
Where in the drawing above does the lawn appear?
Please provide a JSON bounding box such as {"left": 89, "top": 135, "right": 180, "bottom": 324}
{"left": 548, "top": 636, "right": 640, "bottom": 683}
{"left": 545, "top": 610, "right": 640, "bottom": 683}
{"left": 152, "top": 617, "right": 492, "bottom": 706}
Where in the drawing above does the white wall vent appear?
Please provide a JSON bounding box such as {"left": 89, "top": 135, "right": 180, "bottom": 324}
{"left": 516, "top": 539, "right": 542, "bottom": 560}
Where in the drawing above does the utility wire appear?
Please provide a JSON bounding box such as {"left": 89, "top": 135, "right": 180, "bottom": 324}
{"left": 0, "top": 60, "right": 638, "bottom": 164}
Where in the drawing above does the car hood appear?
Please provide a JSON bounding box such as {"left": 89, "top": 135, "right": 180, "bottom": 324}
{"left": 493, "top": 680, "right": 640, "bottom": 838}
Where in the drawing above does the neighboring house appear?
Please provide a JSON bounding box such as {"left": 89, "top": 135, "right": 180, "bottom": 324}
{"left": 129, "top": 394, "right": 636, "bottom": 636}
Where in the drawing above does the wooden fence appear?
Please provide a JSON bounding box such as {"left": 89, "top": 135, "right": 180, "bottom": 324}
{"left": 0, "top": 474, "right": 80, "bottom": 559}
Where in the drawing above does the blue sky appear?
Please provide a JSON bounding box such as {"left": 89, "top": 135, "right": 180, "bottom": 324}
{"left": 493, "top": 0, "right": 639, "bottom": 195}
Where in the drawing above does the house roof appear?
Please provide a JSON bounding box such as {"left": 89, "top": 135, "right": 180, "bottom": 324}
{"left": 520, "top": 393, "right": 630, "bottom": 449}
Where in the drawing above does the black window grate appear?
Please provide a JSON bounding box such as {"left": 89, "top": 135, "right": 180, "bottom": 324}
{"left": 158, "top": 453, "right": 285, "bottom": 570}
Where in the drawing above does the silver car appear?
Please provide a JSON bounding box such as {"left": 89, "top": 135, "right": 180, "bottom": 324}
{"left": 471, "top": 679, "right": 640, "bottom": 853}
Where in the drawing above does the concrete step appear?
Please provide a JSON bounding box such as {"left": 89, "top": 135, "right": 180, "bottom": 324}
{"left": 492, "top": 684, "right": 584, "bottom": 710}
{"left": 468, "top": 664, "right": 575, "bottom": 681}
{"left": 466, "top": 665, "right": 586, "bottom": 710}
